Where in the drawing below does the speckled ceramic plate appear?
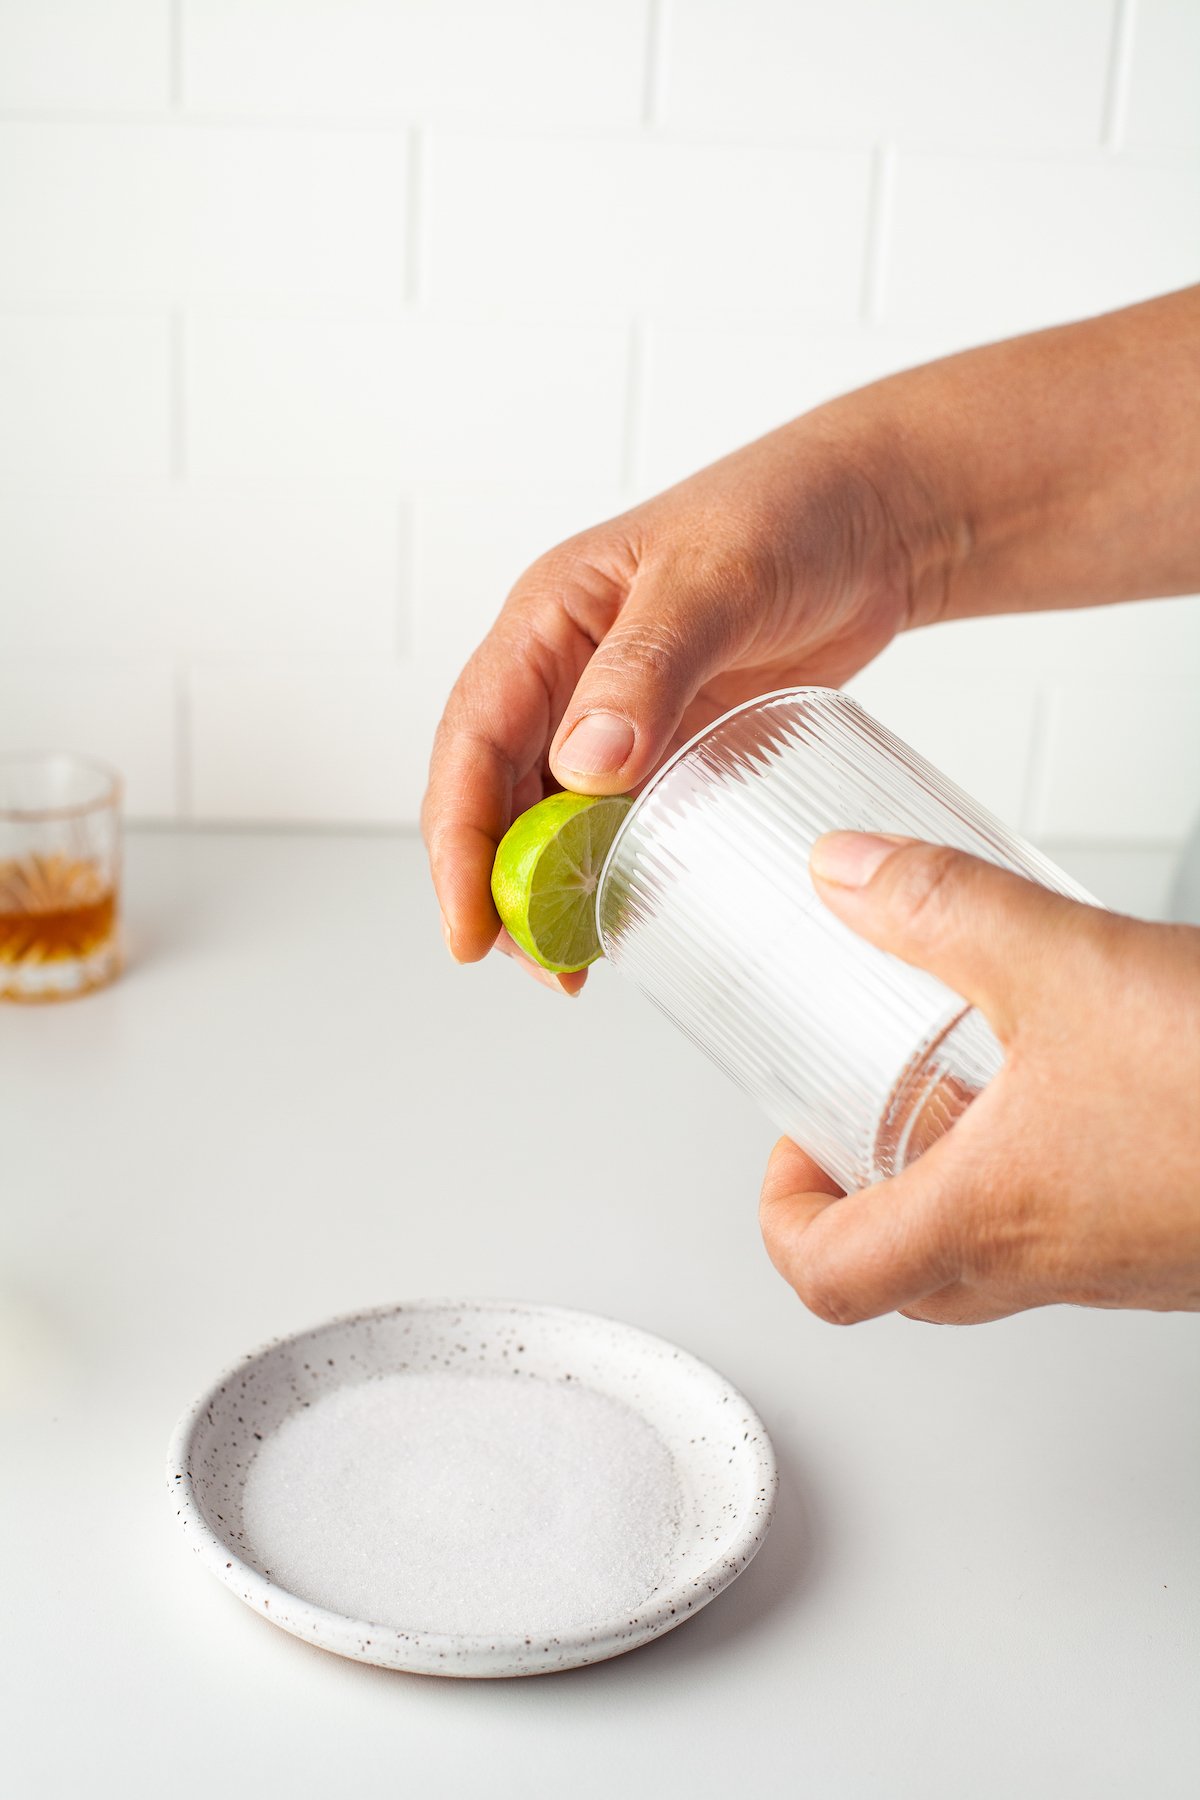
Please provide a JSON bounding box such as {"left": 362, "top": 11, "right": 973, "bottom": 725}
{"left": 168, "top": 1299, "right": 777, "bottom": 1678}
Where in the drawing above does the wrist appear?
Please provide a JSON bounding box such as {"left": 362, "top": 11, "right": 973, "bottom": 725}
{"left": 812, "top": 385, "right": 972, "bottom": 635}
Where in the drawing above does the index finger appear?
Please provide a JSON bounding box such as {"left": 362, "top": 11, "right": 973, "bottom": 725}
{"left": 422, "top": 649, "right": 547, "bottom": 962}
{"left": 759, "top": 1127, "right": 969, "bottom": 1325}
{"left": 422, "top": 599, "right": 597, "bottom": 961}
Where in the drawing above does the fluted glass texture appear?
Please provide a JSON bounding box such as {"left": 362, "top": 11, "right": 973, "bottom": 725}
{"left": 597, "top": 690, "right": 1093, "bottom": 1193}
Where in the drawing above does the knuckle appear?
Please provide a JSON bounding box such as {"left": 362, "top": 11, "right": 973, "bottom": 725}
{"left": 759, "top": 1199, "right": 864, "bottom": 1325}
{"left": 661, "top": 532, "right": 777, "bottom": 610}
{"left": 791, "top": 1261, "right": 862, "bottom": 1327}
{"left": 515, "top": 536, "right": 630, "bottom": 635}
{"left": 597, "top": 617, "right": 693, "bottom": 689}
{"left": 886, "top": 843, "right": 967, "bottom": 939}
{"left": 516, "top": 533, "right": 598, "bottom": 594}
{"left": 961, "top": 1181, "right": 1040, "bottom": 1281}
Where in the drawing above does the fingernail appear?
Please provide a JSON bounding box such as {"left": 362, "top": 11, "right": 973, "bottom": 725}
{"left": 499, "top": 938, "right": 569, "bottom": 995}
{"left": 811, "top": 831, "right": 907, "bottom": 889}
{"left": 528, "top": 967, "right": 578, "bottom": 998}
{"left": 557, "top": 712, "right": 635, "bottom": 776}
{"left": 441, "top": 913, "right": 459, "bottom": 960}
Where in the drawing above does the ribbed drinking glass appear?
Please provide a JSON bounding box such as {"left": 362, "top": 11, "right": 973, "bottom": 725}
{"left": 596, "top": 689, "right": 1092, "bottom": 1193}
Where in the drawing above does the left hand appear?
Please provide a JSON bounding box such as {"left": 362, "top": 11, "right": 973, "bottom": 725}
{"left": 760, "top": 833, "right": 1200, "bottom": 1324}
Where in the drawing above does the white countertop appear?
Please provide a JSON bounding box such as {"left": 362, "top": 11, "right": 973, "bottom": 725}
{"left": 4, "top": 831, "right": 1198, "bottom": 1799}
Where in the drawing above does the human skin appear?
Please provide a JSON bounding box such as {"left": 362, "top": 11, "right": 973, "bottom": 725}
{"left": 762, "top": 833, "right": 1200, "bottom": 1323}
{"left": 422, "top": 286, "right": 1200, "bottom": 1320}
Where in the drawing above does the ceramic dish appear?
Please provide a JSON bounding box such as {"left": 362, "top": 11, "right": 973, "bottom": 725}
{"left": 167, "top": 1299, "right": 777, "bottom": 1678}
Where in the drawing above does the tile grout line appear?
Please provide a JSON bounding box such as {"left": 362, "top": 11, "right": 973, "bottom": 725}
{"left": 859, "top": 141, "right": 896, "bottom": 326}
{"left": 1019, "top": 683, "right": 1052, "bottom": 838}
{"left": 620, "top": 316, "right": 646, "bottom": 496}
{"left": 1101, "top": 0, "right": 1138, "bottom": 151}
{"left": 642, "top": 0, "right": 668, "bottom": 129}
{"left": 169, "top": 0, "right": 185, "bottom": 110}
{"left": 396, "top": 498, "right": 414, "bottom": 658}
{"left": 169, "top": 309, "right": 186, "bottom": 481}
{"left": 0, "top": 108, "right": 1182, "bottom": 164}
{"left": 405, "top": 126, "right": 425, "bottom": 305}
{"left": 1034, "top": 838, "right": 1186, "bottom": 855}
{"left": 174, "top": 663, "right": 193, "bottom": 821}
{"left": 119, "top": 819, "right": 1186, "bottom": 854}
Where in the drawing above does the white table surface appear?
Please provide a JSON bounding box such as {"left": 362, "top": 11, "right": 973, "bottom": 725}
{"left": 4, "top": 830, "right": 1198, "bottom": 1799}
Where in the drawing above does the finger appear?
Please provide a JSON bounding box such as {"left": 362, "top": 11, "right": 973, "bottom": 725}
{"left": 493, "top": 929, "right": 587, "bottom": 998}
{"left": 760, "top": 1130, "right": 969, "bottom": 1325}
{"left": 809, "top": 833, "right": 1107, "bottom": 1037}
{"left": 511, "top": 768, "right": 545, "bottom": 816}
{"left": 759, "top": 1136, "right": 845, "bottom": 1277}
{"left": 761, "top": 1135, "right": 845, "bottom": 1203}
{"left": 423, "top": 616, "right": 590, "bottom": 962}
{"left": 424, "top": 728, "right": 509, "bottom": 963}
{"left": 900, "top": 1283, "right": 1029, "bottom": 1326}
{"left": 549, "top": 565, "right": 750, "bottom": 796}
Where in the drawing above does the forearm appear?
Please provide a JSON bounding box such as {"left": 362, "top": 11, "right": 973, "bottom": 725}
{"left": 816, "top": 286, "right": 1200, "bottom": 628}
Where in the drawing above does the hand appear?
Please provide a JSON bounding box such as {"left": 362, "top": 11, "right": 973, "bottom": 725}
{"left": 422, "top": 422, "right": 919, "bottom": 991}
{"left": 423, "top": 291, "right": 1200, "bottom": 994}
{"left": 760, "top": 834, "right": 1200, "bottom": 1323}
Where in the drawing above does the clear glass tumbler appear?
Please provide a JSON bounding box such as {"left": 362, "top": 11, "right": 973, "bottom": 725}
{"left": 596, "top": 689, "right": 1093, "bottom": 1193}
{"left": 0, "top": 752, "right": 122, "bottom": 1002}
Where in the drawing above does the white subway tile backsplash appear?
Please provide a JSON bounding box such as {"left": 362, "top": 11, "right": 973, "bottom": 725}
{"left": 428, "top": 134, "right": 872, "bottom": 321}
{"left": 0, "top": 660, "right": 177, "bottom": 818}
{"left": 843, "top": 666, "right": 1037, "bottom": 824}
{"left": 639, "top": 322, "right": 964, "bottom": 492}
{"left": 414, "top": 485, "right": 627, "bottom": 672}
{"left": 1033, "top": 680, "right": 1200, "bottom": 842}
{"left": 186, "top": 315, "right": 628, "bottom": 482}
{"left": 1033, "top": 842, "right": 1184, "bottom": 920}
{"left": 659, "top": 0, "right": 1112, "bottom": 150}
{"left": 868, "top": 599, "right": 1200, "bottom": 685}
{"left": 0, "top": 313, "right": 169, "bottom": 475}
{"left": 0, "top": 125, "right": 408, "bottom": 301}
{"left": 0, "top": 481, "right": 408, "bottom": 656}
{"left": 0, "top": 0, "right": 1194, "bottom": 844}
{"left": 886, "top": 153, "right": 1200, "bottom": 337}
{"left": 188, "top": 661, "right": 436, "bottom": 824}
{"left": 850, "top": 602, "right": 1200, "bottom": 838}
{"left": 1017, "top": 598, "right": 1200, "bottom": 678}
{"left": 1123, "top": 0, "right": 1200, "bottom": 151}
{"left": 181, "top": 0, "right": 648, "bottom": 129}
{"left": 0, "top": 0, "right": 168, "bottom": 112}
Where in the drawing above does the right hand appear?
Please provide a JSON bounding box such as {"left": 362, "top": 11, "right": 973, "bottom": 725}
{"left": 422, "top": 416, "right": 926, "bottom": 990}
{"left": 424, "top": 291, "right": 1200, "bottom": 992}
{"left": 760, "top": 833, "right": 1200, "bottom": 1324}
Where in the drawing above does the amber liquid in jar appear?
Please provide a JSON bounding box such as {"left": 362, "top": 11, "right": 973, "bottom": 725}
{"left": 0, "top": 853, "right": 118, "bottom": 986}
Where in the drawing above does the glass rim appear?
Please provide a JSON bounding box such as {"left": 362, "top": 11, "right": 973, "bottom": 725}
{"left": 0, "top": 750, "right": 123, "bottom": 822}
{"left": 595, "top": 685, "right": 857, "bottom": 929}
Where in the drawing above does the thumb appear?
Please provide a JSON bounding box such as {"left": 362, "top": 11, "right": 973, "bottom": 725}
{"left": 809, "top": 832, "right": 1101, "bottom": 1039}
{"left": 548, "top": 571, "right": 744, "bottom": 795}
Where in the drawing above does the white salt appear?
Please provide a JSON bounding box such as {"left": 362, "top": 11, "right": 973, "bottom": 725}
{"left": 241, "top": 1372, "right": 681, "bottom": 1637}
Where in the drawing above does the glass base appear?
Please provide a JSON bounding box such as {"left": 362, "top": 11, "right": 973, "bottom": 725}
{"left": 873, "top": 1006, "right": 1004, "bottom": 1182}
{"left": 0, "top": 939, "right": 122, "bottom": 1003}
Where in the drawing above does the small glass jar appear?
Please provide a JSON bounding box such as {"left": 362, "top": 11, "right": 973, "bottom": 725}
{"left": 596, "top": 689, "right": 1092, "bottom": 1193}
{"left": 0, "top": 752, "right": 122, "bottom": 1002}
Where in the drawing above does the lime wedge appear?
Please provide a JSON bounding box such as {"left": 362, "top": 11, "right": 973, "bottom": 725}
{"left": 491, "top": 792, "right": 632, "bottom": 973}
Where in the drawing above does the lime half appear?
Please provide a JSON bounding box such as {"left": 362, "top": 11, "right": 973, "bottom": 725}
{"left": 491, "top": 792, "right": 632, "bottom": 973}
